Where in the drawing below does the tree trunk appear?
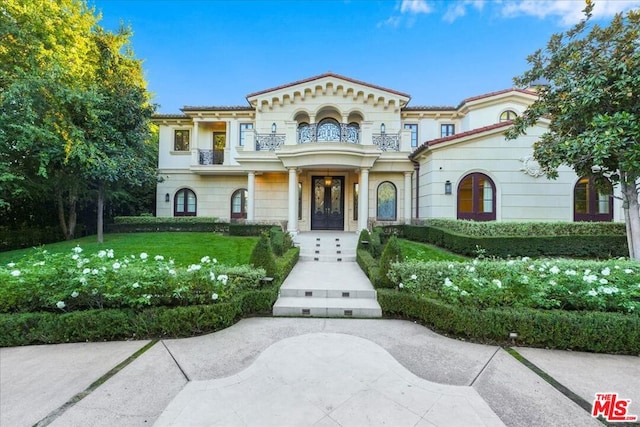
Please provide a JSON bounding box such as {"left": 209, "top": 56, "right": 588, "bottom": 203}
{"left": 67, "top": 189, "right": 77, "bottom": 240}
{"left": 620, "top": 179, "right": 640, "bottom": 260}
{"left": 56, "top": 188, "right": 69, "bottom": 240}
{"left": 97, "top": 184, "right": 104, "bottom": 243}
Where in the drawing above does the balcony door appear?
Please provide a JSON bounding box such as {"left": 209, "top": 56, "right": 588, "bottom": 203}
{"left": 311, "top": 176, "right": 344, "bottom": 230}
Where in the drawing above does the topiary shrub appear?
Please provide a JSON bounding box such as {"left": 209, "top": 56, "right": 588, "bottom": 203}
{"left": 357, "top": 229, "right": 371, "bottom": 251}
{"left": 377, "top": 235, "right": 403, "bottom": 288}
{"left": 369, "top": 229, "right": 383, "bottom": 258}
{"left": 269, "top": 226, "right": 293, "bottom": 256}
{"left": 249, "top": 232, "right": 278, "bottom": 279}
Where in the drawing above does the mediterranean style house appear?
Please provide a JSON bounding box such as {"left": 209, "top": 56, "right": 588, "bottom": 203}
{"left": 154, "top": 72, "right": 622, "bottom": 234}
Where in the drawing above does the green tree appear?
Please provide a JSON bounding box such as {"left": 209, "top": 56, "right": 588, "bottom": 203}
{"left": 0, "top": 0, "right": 156, "bottom": 241}
{"left": 506, "top": 2, "right": 640, "bottom": 260}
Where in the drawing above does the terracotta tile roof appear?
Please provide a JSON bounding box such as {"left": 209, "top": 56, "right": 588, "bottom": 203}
{"left": 245, "top": 72, "right": 411, "bottom": 99}
{"left": 402, "top": 105, "right": 456, "bottom": 111}
{"left": 181, "top": 105, "right": 253, "bottom": 111}
{"left": 152, "top": 113, "right": 189, "bottom": 119}
{"left": 409, "top": 121, "right": 513, "bottom": 159}
{"left": 457, "top": 88, "right": 537, "bottom": 108}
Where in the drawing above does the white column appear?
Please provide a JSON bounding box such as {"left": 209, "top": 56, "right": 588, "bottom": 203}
{"left": 404, "top": 171, "right": 412, "bottom": 223}
{"left": 358, "top": 168, "right": 369, "bottom": 231}
{"left": 191, "top": 120, "right": 200, "bottom": 166}
{"left": 287, "top": 168, "right": 298, "bottom": 233}
{"left": 247, "top": 172, "right": 255, "bottom": 221}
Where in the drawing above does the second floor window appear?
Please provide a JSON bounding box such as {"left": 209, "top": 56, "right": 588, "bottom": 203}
{"left": 404, "top": 124, "right": 418, "bottom": 147}
{"left": 239, "top": 123, "right": 253, "bottom": 146}
{"left": 500, "top": 110, "right": 518, "bottom": 122}
{"left": 174, "top": 130, "right": 190, "bottom": 151}
{"left": 440, "top": 124, "right": 455, "bottom": 138}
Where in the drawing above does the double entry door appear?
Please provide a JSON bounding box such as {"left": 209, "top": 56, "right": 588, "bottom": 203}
{"left": 311, "top": 176, "right": 344, "bottom": 230}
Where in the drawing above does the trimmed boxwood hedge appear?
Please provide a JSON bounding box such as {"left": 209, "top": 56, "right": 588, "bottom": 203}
{"left": 382, "top": 224, "right": 628, "bottom": 258}
{"left": 378, "top": 289, "right": 640, "bottom": 355}
{"left": 0, "top": 279, "right": 280, "bottom": 347}
{"left": 107, "top": 217, "right": 228, "bottom": 233}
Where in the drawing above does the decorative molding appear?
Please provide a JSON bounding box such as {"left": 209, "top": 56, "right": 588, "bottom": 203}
{"left": 520, "top": 155, "right": 544, "bottom": 178}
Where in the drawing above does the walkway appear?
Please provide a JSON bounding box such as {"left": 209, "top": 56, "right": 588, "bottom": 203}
{"left": 2, "top": 318, "right": 638, "bottom": 426}
{"left": 273, "top": 232, "right": 382, "bottom": 317}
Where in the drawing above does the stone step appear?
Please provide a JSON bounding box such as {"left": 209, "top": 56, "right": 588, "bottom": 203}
{"left": 299, "top": 255, "right": 356, "bottom": 262}
{"left": 279, "top": 287, "right": 377, "bottom": 299}
{"left": 272, "top": 297, "right": 382, "bottom": 318}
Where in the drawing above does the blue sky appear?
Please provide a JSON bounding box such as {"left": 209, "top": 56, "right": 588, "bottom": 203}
{"left": 90, "top": 0, "right": 640, "bottom": 113}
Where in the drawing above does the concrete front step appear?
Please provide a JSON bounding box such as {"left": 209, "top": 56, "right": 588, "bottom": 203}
{"left": 272, "top": 296, "right": 382, "bottom": 318}
{"left": 299, "top": 255, "right": 356, "bottom": 262}
{"left": 279, "top": 287, "right": 377, "bottom": 299}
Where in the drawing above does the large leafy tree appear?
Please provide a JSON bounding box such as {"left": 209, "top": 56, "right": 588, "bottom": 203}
{"left": 0, "top": 0, "right": 156, "bottom": 241}
{"left": 506, "top": 2, "right": 640, "bottom": 260}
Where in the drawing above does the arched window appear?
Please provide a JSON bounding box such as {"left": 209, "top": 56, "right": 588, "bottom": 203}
{"left": 346, "top": 122, "right": 359, "bottom": 143}
{"left": 574, "top": 177, "right": 613, "bottom": 222}
{"left": 499, "top": 110, "right": 518, "bottom": 122}
{"left": 231, "top": 189, "right": 248, "bottom": 219}
{"left": 297, "top": 122, "right": 312, "bottom": 143}
{"left": 457, "top": 173, "right": 496, "bottom": 221}
{"left": 377, "top": 181, "right": 397, "bottom": 220}
{"left": 316, "top": 118, "right": 341, "bottom": 142}
{"left": 174, "top": 188, "right": 196, "bottom": 217}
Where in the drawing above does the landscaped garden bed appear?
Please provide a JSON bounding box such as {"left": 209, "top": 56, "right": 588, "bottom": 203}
{"left": 358, "top": 225, "right": 640, "bottom": 354}
{"left": 0, "top": 230, "right": 298, "bottom": 346}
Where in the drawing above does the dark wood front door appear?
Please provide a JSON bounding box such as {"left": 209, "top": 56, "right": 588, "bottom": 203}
{"left": 311, "top": 176, "right": 344, "bottom": 230}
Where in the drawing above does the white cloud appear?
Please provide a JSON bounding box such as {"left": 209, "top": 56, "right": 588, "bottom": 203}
{"left": 400, "top": 0, "right": 433, "bottom": 14}
{"left": 500, "top": 0, "right": 640, "bottom": 26}
{"left": 443, "top": 0, "right": 486, "bottom": 22}
{"left": 377, "top": 15, "right": 402, "bottom": 28}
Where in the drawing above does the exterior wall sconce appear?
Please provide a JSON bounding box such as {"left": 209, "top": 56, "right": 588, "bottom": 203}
{"left": 165, "top": 193, "right": 170, "bottom": 202}
{"left": 380, "top": 123, "right": 386, "bottom": 134}
{"left": 324, "top": 176, "right": 333, "bottom": 187}
{"left": 271, "top": 123, "right": 277, "bottom": 133}
{"left": 444, "top": 180, "right": 452, "bottom": 195}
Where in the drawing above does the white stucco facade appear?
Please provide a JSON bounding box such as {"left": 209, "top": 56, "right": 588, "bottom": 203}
{"left": 154, "top": 73, "right": 622, "bottom": 231}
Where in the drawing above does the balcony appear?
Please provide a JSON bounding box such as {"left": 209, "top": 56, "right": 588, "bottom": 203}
{"left": 372, "top": 133, "right": 399, "bottom": 151}
{"left": 256, "top": 133, "right": 285, "bottom": 152}
{"left": 298, "top": 123, "right": 360, "bottom": 144}
{"left": 199, "top": 149, "right": 224, "bottom": 165}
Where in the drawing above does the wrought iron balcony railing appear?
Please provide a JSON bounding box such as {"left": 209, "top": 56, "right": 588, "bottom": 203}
{"left": 256, "top": 133, "right": 285, "bottom": 151}
{"left": 198, "top": 149, "right": 224, "bottom": 165}
{"left": 298, "top": 123, "right": 360, "bottom": 144}
{"left": 372, "top": 133, "right": 400, "bottom": 151}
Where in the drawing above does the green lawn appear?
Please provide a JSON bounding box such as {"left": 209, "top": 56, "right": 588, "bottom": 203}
{"left": 397, "top": 238, "right": 467, "bottom": 262}
{"left": 0, "top": 232, "right": 258, "bottom": 266}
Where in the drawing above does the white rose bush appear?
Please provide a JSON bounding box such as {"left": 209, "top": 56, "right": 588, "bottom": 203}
{"left": 389, "top": 258, "right": 640, "bottom": 314}
{"left": 0, "top": 247, "right": 266, "bottom": 313}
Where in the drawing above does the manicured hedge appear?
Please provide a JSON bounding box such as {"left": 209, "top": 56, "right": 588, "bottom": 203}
{"left": 228, "top": 223, "right": 276, "bottom": 236}
{"left": 0, "top": 226, "right": 67, "bottom": 252}
{"left": 106, "top": 217, "right": 283, "bottom": 236}
{"left": 419, "top": 219, "right": 626, "bottom": 237}
{"left": 0, "top": 284, "right": 281, "bottom": 347}
{"left": 107, "top": 217, "right": 228, "bottom": 233}
{"left": 383, "top": 224, "right": 628, "bottom": 258}
{"left": 378, "top": 290, "right": 640, "bottom": 354}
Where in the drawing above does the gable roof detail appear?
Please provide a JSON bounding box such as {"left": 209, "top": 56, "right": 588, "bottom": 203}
{"left": 457, "top": 88, "right": 537, "bottom": 109}
{"left": 246, "top": 72, "right": 411, "bottom": 111}
{"left": 246, "top": 72, "right": 411, "bottom": 99}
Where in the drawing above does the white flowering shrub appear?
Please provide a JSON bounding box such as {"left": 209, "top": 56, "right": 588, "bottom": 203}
{"left": 389, "top": 258, "right": 640, "bottom": 314}
{"left": 0, "top": 247, "right": 266, "bottom": 313}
